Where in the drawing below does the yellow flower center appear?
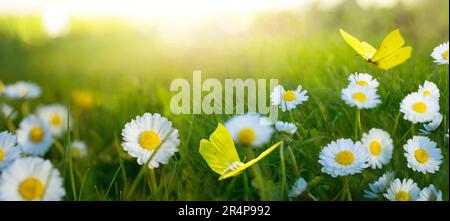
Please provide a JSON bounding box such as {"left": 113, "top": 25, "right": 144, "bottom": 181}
{"left": 395, "top": 191, "right": 411, "bottom": 201}
{"left": 414, "top": 149, "right": 429, "bottom": 164}
{"left": 0, "top": 82, "right": 4, "bottom": 93}
{"left": 139, "top": 130, "right": 161, "bottom": 150}
{"left": 29, "top": 128, "right": 44, "bottom": 143}
{"left": 444, "top": 50, "right": 449, "bottom": 60}
{"left": 19, "top": 177, "right": 45, "bottom": 201}
{"left": 335, "top": 150, "right": 355, "bottom": 165}
{"left": 423, "top": 90, "right": 431, "bottom": 96}
{"left": 353, "top": 92, "right": 367, "bottom": 103}
{"left": 237, "top": 128, "right": 256, "bottom": 146}
{"left": 413, "top": 102, "right": 427, "bottom": 113}
{"left": 357, "top": 80, "right": 369, "bottom": 86}
{"left": 0, "top": 148, "right": 4, "bottom": 162}
{"left": 19, "top": 87, "right": 29, "bottom": 96}
{"left": 282, "top": 91, "right": 296, "bottom": 102}
{"left": 50, "top": 114, "right": 62, "bottom": 126}
{"left": 369, "top": 141, "right": 382, "bottom": 156}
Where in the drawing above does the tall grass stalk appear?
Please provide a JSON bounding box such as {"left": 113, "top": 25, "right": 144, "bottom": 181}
{"left": 279, "top": 142, "right": 288, "bottom": 197}
{"left": 244, "top": 148, "right": 267, "bottom": 200}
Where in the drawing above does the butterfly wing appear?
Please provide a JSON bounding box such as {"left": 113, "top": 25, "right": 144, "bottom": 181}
{"left": 218, "top": 141, "right": 283, "bottom": 180}
{"left": 199, "top": 123, "right": 241, "bottom": 175}
{"left": 340, "top": 29, "right": 374, "bottom": 60}
{"left": 371, "top": 29, "right": 405, "bottom": 62}
{"left": 361, "top": 42, "right": 377, "bottom": 59}
{"left": 376, "top": 46, "right": 412, "bottom": 70}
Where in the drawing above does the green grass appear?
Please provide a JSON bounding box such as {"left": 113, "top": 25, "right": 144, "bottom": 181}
{"left": 0, "top": 0, "right": 449, "bottom": 201}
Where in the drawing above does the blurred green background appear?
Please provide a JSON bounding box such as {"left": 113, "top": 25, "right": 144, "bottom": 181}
{"left": 0, "top": 0, "right": 448, "bottom": 200}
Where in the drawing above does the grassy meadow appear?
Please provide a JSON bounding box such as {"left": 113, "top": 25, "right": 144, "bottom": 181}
{"left": 0, "top": 0, "right": 449, "bottom": 200}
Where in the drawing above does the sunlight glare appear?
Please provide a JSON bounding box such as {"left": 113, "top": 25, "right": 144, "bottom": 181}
{"left": 42, "top": 3, "right": 70, "bottom": 38}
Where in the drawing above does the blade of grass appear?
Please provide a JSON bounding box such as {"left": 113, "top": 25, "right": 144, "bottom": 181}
{"left": 78, "top": 168, "right": 90, "bottom": 201}
{"left": 66, "top": 106, "right": 77, "bottom": 200}
{"left": 104, "top": 166, "right": 122, "bottom": 200}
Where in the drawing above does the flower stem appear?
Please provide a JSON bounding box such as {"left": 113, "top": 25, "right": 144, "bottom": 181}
{"left": 126, "top": 128, "right": 174, "bottom": 200}
{"left": 287, "top": 145, "right": 300, "bottom": 177}
{"left": 244, "top": 148, "right": 267, "bottom": 200}
{"left": 126, "top": 150, "right": 159, "bottom": 199}
{"left": 3, "top": 111, "right": 16, "bottom": 132}
{"left": 391, "top": 111, "right": 401, "bottom": 136}
{"left": 20, "top": 100, "right": 30, "bottom": 116}
{"left": 355, "top": 109, "right": 362, "bottom": 140}
{"left": 53, "top": 139, "right": 65, "bottom": 159}
{"left": 243, "top": 173, "right": 250, "bottom": 200}
{"left": 126, "top": 164, "right": 148, "bottom": 199}
{"left": 279, "top": 142, "right": 288, "bottom": 198}
{"left": 307, "top": 191, "right": 319, "bottom": 201}
{"left": 148, "top": 168, "right": 158, "bottom": 194}
{"left": 342, "top": 176, "right": 352, "bottom": 201}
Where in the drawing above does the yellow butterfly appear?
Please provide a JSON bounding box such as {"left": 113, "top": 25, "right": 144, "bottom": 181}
{"left": 199, "top": 123, "right": 282, "bottom": 181}
{"left": 340, "top": 28, "right": 413, "bottom": 70}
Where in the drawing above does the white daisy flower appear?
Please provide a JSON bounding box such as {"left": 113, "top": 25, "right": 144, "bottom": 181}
{"left": 0, "top": 157, "right": 65, "bottom": 201}
{"left": 121, "top": 113, "right": 180, "bottom": 169}
{"left": 341, "top": 85, "right": 381, "bottom": 109}
{"left": 270, "top": 85, "right": 309, "bottom": 112}
{"left": 3, "top": 81, "right": 41, "bottom": 100}
{"left": 318, "top": 138, "right": 369, "bottom": 177}
{"left": 361, "top": 128, "right": 394, "bottom": 169}
{"left": 225, "top": 114, "right": 274, "bottom": 148}
{"left": 288, "top": 177, "right": 308, "bottom": 197}
{"left": 363, "top": 171, "right": 395, "bottom": 199}
{"left": 71, "top": 140, "right": 87, "bottom": 158}
{"left": 420, "top": 113, "right": 443, "bottom": 135}
{"left": 400, "top": 92, "right": 440, "bottom": 123}
{"left": 404, "top": 136, "right": 442, "bottom": 174}
{"left": 0, "top": 104, "right": 18, "bottom": 120}
{"left": 0, "top": 131, "right": 22, "bottom": 170}
{"left": 431, "top": 41, "right": 449, "bottom": 65}
{"left": 16, "top": 115, "right": 53, "bottom": 156}
{"left": 417, "top": 184, "right": 443, "bottom": 201}
{"left": 36, "top": 104, "right": 71, "bottom": 137}
{"left": 275, "top": 121, "right": 297, "bottom": 136}
{"left": 384, "top": 178, "right": 420, "bottom": 201}
{"left": 348, "top": 73, "right": 379, "bottom": 89}
{"left": 417, "top": 81, "right": 439, "bottom": 101}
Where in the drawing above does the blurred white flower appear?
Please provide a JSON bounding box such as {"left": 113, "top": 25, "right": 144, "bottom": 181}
{"left": 363, "top": 171, "right": 395, "bottom": 199}
{"left": 418, "top": 184, "right": 442, "bottom": 201}
{"left": 0, "top": 104, "right": 18, "bottom": 121}
{"left": 3, "top": 81, "right": 41, "bottom": 100}
{"left": 288, "top": 177, "right": 308, "bottom": 197}
{"left": 275, "top": 121, "right": 297, "bottom": 136}
{"left": 225, "top": 114, "right": 274, "bottom": 148}
{"left": 71, "top": 140, "right": 88, "bottom": 158}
